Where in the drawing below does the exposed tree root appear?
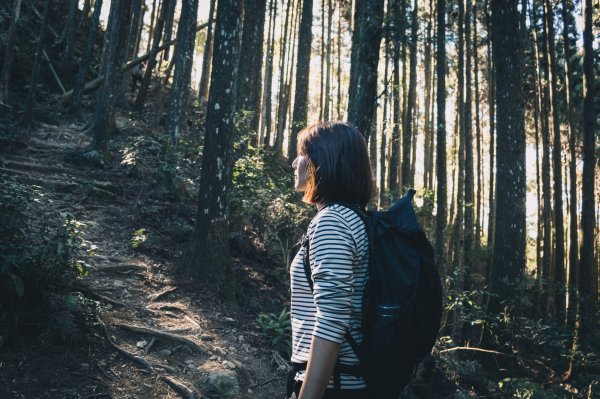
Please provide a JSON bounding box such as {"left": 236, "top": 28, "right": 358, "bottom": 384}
{"left": 151, "top": 287, "right": 178, "bottom": 302}
{"left": 115, "top": 323, "right": 207, "bottom": 354}
{"left": 96, "top": 315, "right": 154, "bottom": 373}
{"left": 160, "top": 375, "right": 200, "bottom": 399}
{"left": 77, "top": 286, "right": 129, "bottom": 308}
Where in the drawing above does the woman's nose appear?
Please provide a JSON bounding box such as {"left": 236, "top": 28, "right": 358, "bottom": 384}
{"left": 292, "top": 157, "right": 298, "bottom": 169}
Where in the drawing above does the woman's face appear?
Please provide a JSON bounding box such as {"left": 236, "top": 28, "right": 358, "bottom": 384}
{"left": 292, "top": 154, "right": 309, "bottom": 192}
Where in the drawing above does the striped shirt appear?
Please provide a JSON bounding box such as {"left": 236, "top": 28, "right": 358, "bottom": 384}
{"left": 290, "top": 204, "right": 369, "bottom": 389}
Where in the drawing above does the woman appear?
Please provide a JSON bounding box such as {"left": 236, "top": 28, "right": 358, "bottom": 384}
{"left": 288, "top": 121, "right": 373, "bottom": 399}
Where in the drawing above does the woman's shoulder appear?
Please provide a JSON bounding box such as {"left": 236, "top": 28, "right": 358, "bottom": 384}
{"left": 311, "top": 203, "right": 364, "bottom": 230}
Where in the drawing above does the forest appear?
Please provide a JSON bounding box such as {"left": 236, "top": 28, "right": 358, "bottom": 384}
{"left": 0, "top": 0, "right": 598, "bottom": 397}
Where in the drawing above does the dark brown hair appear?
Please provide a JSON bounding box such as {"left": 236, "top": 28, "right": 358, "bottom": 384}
{"left": 297, "top": 121, "right": 374, "bottom": 208}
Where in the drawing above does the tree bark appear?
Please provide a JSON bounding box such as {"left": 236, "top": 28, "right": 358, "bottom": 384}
{"left": 261, "top": 0, "right": 277, "bottom": 146}
{"left": 0, "top": 0, "right": 22, "bottom": 104}
{"left": 162, "top": 0, "right": 178, "bottom": 61}
{"left": 488, "top": 0, "right": 526, "bottom": 314}
{"left": 347, "top": 0, "right": 385, "bottom": 140}
{"left": 165, "top": 0, "right": 199, "bottom": 149}
{"left": 236, "top": 0, "right": 268, "bottom": 142}
{"left": 289, "top": 0, "right": 314, "bottom": 160}
{"left": 90, "top": 0, "right": 132, "bottom": 151}
{"left": 543, "top": 0, "right": 565, "bottom": 323}
{"left": 182, "top": 0, "right": 243, "bottom": 301}
{"left": 578, "top": 0, "right": 596, "bottom": 351}
{"left": 135, "top": 0, "right": 172, "bottom": 110}
{"left": 435, "top": 0, "right": 447, "bottom": 276}
{"left": 198, "top": 0, "right": 216, "bottom": 102}
{"left": 71, "top": 0, "right": 104, "bottom": 113}
{"left": 401, "top": 0, "right": 418, "bottom": 189}
{"left": 21, "top": 0, "right": 52, "bottom": 127}
{"left": 464, "top": 0, "right": 474, "bottom": 283}
{"left": 59, "top": 0, "right": 79, "bottom": 72}
{"left": 560, "top": 0, "right": 579, "bottom": 328}
{"left": 388, "top": 0, "right": 401, "bottom": 199}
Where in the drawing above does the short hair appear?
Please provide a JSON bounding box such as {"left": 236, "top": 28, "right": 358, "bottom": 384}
{"left": 297, "top": 121, "right": 374, "bottom": 208}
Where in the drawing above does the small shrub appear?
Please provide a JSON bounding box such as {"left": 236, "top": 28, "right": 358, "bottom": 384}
{"left": 257, "top": 308, "right": 292, "bottom": 357}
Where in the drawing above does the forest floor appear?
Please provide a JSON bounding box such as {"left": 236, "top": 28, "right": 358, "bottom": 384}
{"left": 0, "top": 112, "right": 288, "bottom": 399}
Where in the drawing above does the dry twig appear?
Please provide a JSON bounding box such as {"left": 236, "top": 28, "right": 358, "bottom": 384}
{"left": 160, "top": 375, "right": 199, "bottom": 399}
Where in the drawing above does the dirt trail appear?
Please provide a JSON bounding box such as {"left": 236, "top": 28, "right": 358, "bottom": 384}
{"left": 0, "top": 119, "right": 286, "bottom": 399}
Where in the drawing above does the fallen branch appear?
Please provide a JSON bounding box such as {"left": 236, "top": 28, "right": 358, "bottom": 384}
{"left": 96, "top": 315, "right": 154, "bottom": 373}
{"left": 115, "top": 323, "right": 206, "bottom": 354}
{"left": 250, "top": 376, "right": 284, "bottom": 389}
{"left": 60, "top": 20, "right": 212, "bottom": 105}
{"left": 151, "top": 287, "right": 178, "bottom": 302}
{"left": 438, "top": 346, "right": 508, "bottom": 356}
{"left": 42, "top": 49, "right": 66, "bottom": 94}
{"left": 160, "top": 376, "right": 199, "bottom": 399}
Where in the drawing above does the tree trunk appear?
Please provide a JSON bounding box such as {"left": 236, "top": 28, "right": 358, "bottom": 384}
{"left": 347, "top": 0, "right": 385, "bottom": 140}
{"left": 147, "top": 0, "right": 158, "bottom": 54}
{"left": 198, "top": 0, "right": 216, "bottom": 102}
{"left": 578, "top": 0, "right": 596, "bottom": 351}
{"left": 402, "top": 0, "right": 418, "bottom": 189}
{"left": 543, "top": 0, "right": 565, "bottom": 323}
{"left": 162, "top": 0, "right": 177, "bottom": 61}
{"left": 165, "top": 0, "right": 199, "bottom": 149}
{"left": 236, "top": 0, "right": 267, "bottom": 143}
{"left": 560, "top": 0, "right": 579, "bottom": 328}
{"left": 463, "top": 0, "right": 474, "bottom": 283}
{"left": 71, "top": 0, "right": 103, "bottom": 113}
{"left": 274, "top": 0, "right": 293, "bottom": 153}
{"left": 21, "top": 0, "right": 52, "bottom": 127}
{"left": 261, "top": 0, "right": 277, "bottom": 146}
{"left": 289, "top": 0, "right": 314, "bottom": 159}
{"left": 486, "top": 2, "right": 495, "bottom": 254}
{"left": 533, "top": 0, "right": 553, "bottom": 306}
{"left": 135, "top": 0, "right": 172, "bottom": 110}
{"left": 90, "top": 0, "right": 132, "bottom": 151}
{"left": 488, "top": 0, "right": 526, "bottom": 314}
{"left": 323, "top": 0, "right": 334, "bottom": 121}
{"left": 388, "top": 0, "right": 401, "bottom": 199}
{"left": 379, "top": 38, "right": 390, "bottom": 208}
{"left": 422, "top": 0, "right": 433, "bottom": 190}
{"left": 473, "top": 0, "right": 482, "bottom": 248}
{"left": 435, "top": 0, "right": 447, "bottom": 275}
{"left": 182, "top": 0, "right": 243, "bottom": 301}
{"left": 0, "top": 0, "right": 22, "bottom": 104}
{"left": 59, "top": 0, "right": 79, "bottom": 72}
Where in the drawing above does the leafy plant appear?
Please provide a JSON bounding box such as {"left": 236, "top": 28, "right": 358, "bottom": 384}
{"left": 257, "top": 308, "right": 292, "bottom": 356}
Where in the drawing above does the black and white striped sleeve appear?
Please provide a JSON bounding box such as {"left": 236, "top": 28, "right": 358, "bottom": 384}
{"left": 308, "top": 210, "right": 357, "bottom": 343}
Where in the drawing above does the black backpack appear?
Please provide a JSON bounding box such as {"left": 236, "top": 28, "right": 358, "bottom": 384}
{"left": 302, "top": 189, "right": 443, "bottom": 398}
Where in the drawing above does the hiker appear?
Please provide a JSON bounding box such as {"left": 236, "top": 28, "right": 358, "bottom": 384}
{"left": 130, "top": 61, "right": 145, "bottom": 94}
{"left": 287, "top": 121, "right": 373, "bottom": 399}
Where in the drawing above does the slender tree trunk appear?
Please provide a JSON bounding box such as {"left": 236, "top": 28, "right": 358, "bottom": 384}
{"left": 71, "top": 0, "right": 103, "bottom": 113}
{"left": 464, "top": 0, "right": 474, "bottom": 284}
{"left": 147, "top": 0, "right": 158, "bottom": 54}
{"left": 347, "top": 0, "right": 385, "bottom": 140}
{"left": 323, "top": 0, "right": 334, "bottom": 121}
{"left": 22, "top": 0, "right": 52, "bottom": 127}
{"left": 486, "top": 0, "right": 495, "bottom": 253}
{"left": 337, "top": 8, "right": 342, "bottom": 120}
{"left": 534, "top": 0, "right": 553, "bottom": 305}
{"left": 560, "top": 0, "right": 579, "bottom": 327}
{"left": 59, "top": 0, "right": 79, "bottom": 72}
{"left": 379, "top": 38, "right": 390, "bottom": 208}
{"left": 274, "top": 0, "right": 293, "bottom": 153}
{"left": 473, "top": 0, "right": 482, "bottom": 248}
{"left": 388, "top": 0, "right": 401, "bottom": 199}
{"left": 198, "top": 0, "right": 216, "bottom": 102}
{"left": 0, "top": 0, "right": 22, "bottom": 104}
{"left": 489, "top": 0, "right": 526, "bottom": 314}
{"left": 261, "top": 0, "right": 277, "bottom": 147}
{"left": 435, "top": 0, "right": 447, "bottom": 276}
{"left": 182, "top": 0, "right": 243, "bottom": 301}
{"left": 319, "top": 0, "right": 326, "bottom": 120}
{"left": 402, "top": 0, "right": 418, "bottom": 189}
{"left": 236, "top": 0, "right": 268, "bottom": 143}
{"left": 578, "top": 0, "right": 596, "bottom": 351}
{"left": 165, "top": 0, "right": 199, "bottom": 149}
{"left": 423, "top": 0, "right": 433, "bottom": 190}
{"left": 135, "top": 0, "right": 172, "bottom": 110}
{"left": 543, "top": 0, "right": 565, "bottom": 322}
{"left": 91, "top": 0, "right": 131, "bottom": 151}
{"left": 289, "top": 0, "right": 314, "bottom": 159}
{"left": 162, "top": 0, "right": 177, "bottom": 61}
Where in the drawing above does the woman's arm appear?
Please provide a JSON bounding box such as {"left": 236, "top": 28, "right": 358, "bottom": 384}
{"left": 298, "top": 336, "right": 340, "bottom": 399}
